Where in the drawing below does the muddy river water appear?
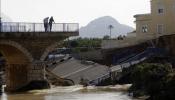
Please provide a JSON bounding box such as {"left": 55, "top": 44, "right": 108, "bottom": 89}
{"left": 0, "top": 85, "right": 135, "bottom": 100}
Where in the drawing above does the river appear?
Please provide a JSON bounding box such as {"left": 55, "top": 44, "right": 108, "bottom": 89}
{"left": 0, "top": 85, "right": 135, "bottom": 100}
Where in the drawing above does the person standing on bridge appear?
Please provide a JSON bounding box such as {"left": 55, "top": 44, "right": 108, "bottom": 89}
{"left": 43, "top": 17, "right": 49, "bottom": 32}
{"left": 49, "top": 16, "right": 55, "bottom": 32}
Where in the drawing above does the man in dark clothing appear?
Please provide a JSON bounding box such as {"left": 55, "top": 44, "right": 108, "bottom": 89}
{"left": 43, "top": 17, "right": 49, "bottom": 32}
{"left": 49, "top": 16, "right": 55, "bottom": 32}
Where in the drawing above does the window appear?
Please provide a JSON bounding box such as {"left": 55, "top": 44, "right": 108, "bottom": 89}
{"left": 157, "top": 24, "right": 164, "bottom": 34}
{"left": 157, "top": 4, "right": 164, "bottom": 14}
{"left": 142, "top": 25, "right": 148, "bottom": 33}
{"left": 158, "top": 8, "right": 164, "bottom": 14}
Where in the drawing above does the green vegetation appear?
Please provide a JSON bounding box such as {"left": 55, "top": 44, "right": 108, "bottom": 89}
{"left": 61, "top": 36, "right": 126, "bottom": 53}
{"left": 116, "top": 57, "right": 175, "bottom": 99}
{"left": 103, "top": 35, "right": 110, "bottom": 40}
{"left": 130, "top": 63, "right": 171, "bottom": 96}
{"left": 126, "top": 63, "right": 175, "bottom": 100}
{"left": 63, "top": 38, "right": 102, "bottom": 52}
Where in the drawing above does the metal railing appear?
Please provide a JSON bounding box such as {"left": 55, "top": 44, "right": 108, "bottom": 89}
{"left": 0, "top": 22, "right": 79, "bottom": 32}
{"left": 89, "top": 47, "right": 168, "bottom": 86}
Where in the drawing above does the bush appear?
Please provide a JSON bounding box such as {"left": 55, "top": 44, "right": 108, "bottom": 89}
{"left": 130, "top": 63, "right": 173, "bottom": 98}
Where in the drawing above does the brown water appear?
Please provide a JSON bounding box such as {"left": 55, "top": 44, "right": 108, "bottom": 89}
{"left": 0, "top": 85, "right": 134, "bottom": 100}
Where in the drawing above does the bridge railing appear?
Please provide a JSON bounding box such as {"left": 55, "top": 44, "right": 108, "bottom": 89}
{"left": 1, "top": 22, "right": 79, "bottom": 32}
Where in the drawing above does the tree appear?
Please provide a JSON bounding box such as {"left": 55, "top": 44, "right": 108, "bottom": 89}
{"left": 108, "top": 25, "right": 114, "bottom": 39}
{"left": 130, "top": 63, "right": 172, "bottom": 98}
{"left": 103, "top": 35, "right": 110, "bottom": 40}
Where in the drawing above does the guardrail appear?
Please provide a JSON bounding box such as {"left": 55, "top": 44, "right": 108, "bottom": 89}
{"left": 0, "top": 22, "right": 79, "bottom": 33}
{"left": 89, "top": 47, "right": 168, "bottom": 86}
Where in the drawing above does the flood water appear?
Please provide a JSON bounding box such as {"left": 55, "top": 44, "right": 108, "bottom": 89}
{"left": 0, "top": 85, "right": 135, "bottom": 100}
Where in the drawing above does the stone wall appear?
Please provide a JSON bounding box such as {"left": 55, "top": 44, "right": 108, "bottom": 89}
{"left": 28, "top": 61, "right": 46, "bottom": 81}
{"left": 158, "top": 34, "right": 175, "bottom": 56}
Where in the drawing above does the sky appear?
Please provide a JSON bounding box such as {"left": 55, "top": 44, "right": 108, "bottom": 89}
{"left": 1, "top": 0, "right": 151, "bottom": 28}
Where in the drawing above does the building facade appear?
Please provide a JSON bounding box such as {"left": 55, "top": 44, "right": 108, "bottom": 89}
{"left": 102, "top": 0, "right": 175, "bottom": 49}
{"left": 135, "top": 0, "right": 175, "bottom": 40}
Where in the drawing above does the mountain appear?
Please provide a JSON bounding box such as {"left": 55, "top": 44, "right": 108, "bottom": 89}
{"left": 79, "top": 16, "right": 134, "bottom": 38}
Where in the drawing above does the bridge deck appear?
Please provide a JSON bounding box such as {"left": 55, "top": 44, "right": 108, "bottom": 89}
{"left": 0, "top": 22, "right": 79, "bottom": 37}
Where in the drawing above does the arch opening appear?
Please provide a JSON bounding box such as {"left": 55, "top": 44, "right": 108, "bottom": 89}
{"left": 40, "top": 40, "right": 66, "bottom": 61}
{"left": 0, "top": 43, "right": 32, "bottom": 92}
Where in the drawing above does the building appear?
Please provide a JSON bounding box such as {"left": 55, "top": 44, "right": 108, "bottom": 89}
{"left": 102, "top": 0, "right": 175, "bottom": 49}
{"left": 135, "top": 0, "right": 175, "bottom": 40}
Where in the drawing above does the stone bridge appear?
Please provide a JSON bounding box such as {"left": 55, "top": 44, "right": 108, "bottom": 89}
{"left": 0, "top": 22, "right": 79, "bottom": 92}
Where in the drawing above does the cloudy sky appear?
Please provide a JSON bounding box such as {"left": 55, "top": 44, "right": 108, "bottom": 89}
{"left": 1, "top": 0, "right": 150, "bottom": 28}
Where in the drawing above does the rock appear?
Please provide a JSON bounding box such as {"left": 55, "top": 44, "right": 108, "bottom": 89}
{"left": 16, "top": 80, "right": 50, "bottom": 92}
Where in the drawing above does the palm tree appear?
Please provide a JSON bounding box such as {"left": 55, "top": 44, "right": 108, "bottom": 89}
{"left": 108, "top": 25, "right": 114, "bottom": 39}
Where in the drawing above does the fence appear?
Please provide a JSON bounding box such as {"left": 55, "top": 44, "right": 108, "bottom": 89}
{"left": 89, "top": 47, "right": 167, "bottom": 85}
{"left": 1, "top": 22, "right": 79, "bottom": 32}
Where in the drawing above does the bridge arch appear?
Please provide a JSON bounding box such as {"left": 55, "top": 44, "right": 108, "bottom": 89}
{"left": 40, "top": 41, "right": 64, "bottom": 61}
{"left": 0, "top": 40, "right": 33, "bottom": 91}
{"left": 0, "top": 40, "right": 33, "bottom": 62}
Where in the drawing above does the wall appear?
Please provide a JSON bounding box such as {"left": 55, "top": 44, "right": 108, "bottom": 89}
{"left": 158, "top": 34, "right": 175, "bottom": 56}
{"left": 135, "top": 0, "right": 175, "bottom": 39}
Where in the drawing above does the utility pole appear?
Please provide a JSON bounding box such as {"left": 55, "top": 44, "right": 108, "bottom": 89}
{"left": 108, "top": 25, "right": 114, "bottom": 49}
{"left": 108, "top": 25, "right": 114, "bottom": 39}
